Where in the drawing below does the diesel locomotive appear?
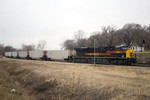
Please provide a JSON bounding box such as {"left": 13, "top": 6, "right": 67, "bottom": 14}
{"left": 67, "top": 46, "right": 136, "bottom": 65}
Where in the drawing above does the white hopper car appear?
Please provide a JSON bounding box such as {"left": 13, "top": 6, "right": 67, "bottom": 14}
{"left": 5, "top": 52, "right": 13, "bottom": 57}
{"left": 5, "top": 50, "right": 76, "bottom": 61}
{"left": 5, "top": 52, "right": 9, "bottom": 57}
{"left": 12, "top": 52, "right": 18, "bottom": 58}
{"left": 7, "top": 52, "right": 12, "bottom": 57}
{"left": 19, "top": 51, "right": 29, "bottom": 59}
{"left": 46, "top": 50, "right": 75, "bottom": 61}
{"left": 29, "top": 51, "right": 43, "bottom": 60}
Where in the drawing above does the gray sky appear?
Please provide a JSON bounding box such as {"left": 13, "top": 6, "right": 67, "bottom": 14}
{"left": 0, "top": 0, "right": 150, "bottom": 50}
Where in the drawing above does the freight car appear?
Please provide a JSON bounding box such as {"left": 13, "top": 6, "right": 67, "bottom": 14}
{"left": 12, "top": 52, "right": 18, "bottom": 58}
{"left": 42, "top": 50, "right": 76, "bottom": 61}
{"left": 4, "top": 52, "right": 9, "bottom": 57}
{"left": 29, "top": 51, "right": 43, "bottom": 60}
{"left": 5, "top": 52, "right": 12, "bottom": 57}
{"left": 19, "top": 51, "right": 29, "bottom": 59}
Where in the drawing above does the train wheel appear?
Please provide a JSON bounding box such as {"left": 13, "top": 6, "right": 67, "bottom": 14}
{"left": 126, "top": 59, "right": 131, "bottom": 65}
{"left": 107, "top": 60, "right": 111, "bottom": 64}
{"left": 116, "top": 61, "right": 119, "bottom": 65}
{"left": 72, "top": 59, "right": 76, "bottom": 63}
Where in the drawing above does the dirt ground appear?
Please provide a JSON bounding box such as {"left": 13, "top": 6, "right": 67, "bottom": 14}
{"left": 0, "top": 58, "right": 150, "bottom": 100}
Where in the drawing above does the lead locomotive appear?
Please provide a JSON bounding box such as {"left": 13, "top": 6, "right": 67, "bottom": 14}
{"left": 68, "top": 46, "right": 136, "bottom": 65}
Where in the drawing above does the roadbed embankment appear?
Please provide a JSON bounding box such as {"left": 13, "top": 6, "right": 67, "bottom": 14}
{"left": 0, "top": 58, "right": 150, "bottom": 100}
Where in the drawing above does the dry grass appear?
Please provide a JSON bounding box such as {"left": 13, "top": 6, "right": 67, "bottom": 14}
{"left": 0, "top": 63, "right": 30, "bottom": 100}
{"left": 0, "top": 58, "right": 150, "bottom": 100}
{"left": 136, "top": 52, "right": 150, "bottom": 63}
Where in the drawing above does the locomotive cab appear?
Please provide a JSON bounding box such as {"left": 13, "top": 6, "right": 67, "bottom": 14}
{"left": 126, "top": 49, "right": 137, "bottom": 64}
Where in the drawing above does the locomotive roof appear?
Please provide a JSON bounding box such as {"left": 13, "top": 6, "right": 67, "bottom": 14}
{"left": 75, "top": 46, "right": 129, "bottom": 51}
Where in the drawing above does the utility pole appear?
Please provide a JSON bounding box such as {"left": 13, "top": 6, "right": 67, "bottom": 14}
{"left": 94, "top": 39, "right": 96, "bottom": 65}
{"left": 142, "top": 40, "right": 145, "bottom": 63}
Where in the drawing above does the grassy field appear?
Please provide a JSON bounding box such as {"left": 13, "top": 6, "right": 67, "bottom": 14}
{"left": 0, "top": 62, "right": 31, "bottom": 100}
{"left": 0, "top": 58, "right": 150, "bottom": 100}
{"left": 136, "top": 52, "right": 150, "bottom": 63}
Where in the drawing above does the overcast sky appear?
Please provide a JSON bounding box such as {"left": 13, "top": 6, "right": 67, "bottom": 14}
{"left": 0, "top": 0, "right": 150, "bottom": 50}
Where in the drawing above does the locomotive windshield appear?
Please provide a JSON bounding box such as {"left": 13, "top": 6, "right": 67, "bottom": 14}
{"left": 115, "top": 46, "right": 130, "bottom": 51}
{"left": 122, "top": 47, "right": 130, "bottom": 50}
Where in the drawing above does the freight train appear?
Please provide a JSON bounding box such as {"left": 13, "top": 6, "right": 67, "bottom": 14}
{"left": 5, "top": 46, "right": 136, "bottom": 65}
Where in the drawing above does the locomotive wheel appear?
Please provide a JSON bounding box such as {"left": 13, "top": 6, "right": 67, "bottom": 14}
{"left": 72, "top": 59, "right": 76, "bottom": 63}
{"left": 126, "top": 59, "right": 131, "bottom": 65}
{"left": 107, "top": 60, "right": 111, "bottom": 64}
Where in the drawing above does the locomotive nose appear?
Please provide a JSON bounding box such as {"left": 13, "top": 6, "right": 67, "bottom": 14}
{"left": 130, "top": 52, "right": 133, "bottom": 57}
{"left": 126, "top": 49, "right": 135, "bottom": 59}
{"left": 130, "top": 50, "right": 133, "bottom": 57}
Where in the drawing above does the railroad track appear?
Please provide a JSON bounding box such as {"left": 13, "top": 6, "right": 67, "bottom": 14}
{"left": 3, "top": 57, "right": 150, "bottom": 68}
{"left": 132, "top": 63, "right": 150, "bottom": 67}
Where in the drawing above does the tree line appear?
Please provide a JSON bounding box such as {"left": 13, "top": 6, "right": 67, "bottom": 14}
{"left": 0, "top": 40, "right": 46, "bottom": 55}
{"left": 61, "top": 23, "right": 150, "bottom": 50}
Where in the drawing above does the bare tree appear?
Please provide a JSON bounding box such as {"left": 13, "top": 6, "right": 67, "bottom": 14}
{"left": 61, "top": 24, "right": 150, "bottom": 50}
{"left": 119, "top": 23, "right": 138, "bottom": 47}
{"left": 146, "top": 24, "right": 150, "bottom": 33}
{"left": 133, "top": 24, "right": 147, "bottom": 47}
{"left": 74, "top": 30, "right": 85, "bottom": 40}
{"left": 86, "top": 26, "right": 116, "bottom": 47}
{"left": 4, "top": 46, "right": 16, "bottom": 52}
{"left": 22, "top": 43, "right": 35, "bottom": 51}
{"left": 0, "top": 44, "right": 4, "bottom": 51}
{"left": 61, "top": 39, "right": 76, "bottom": 50}
{"left": 86, "top": 38, "right": 92, "bottom": 47}
{"left": 86, "top": 32, "right": 103, "bottom": 47}
{"left": 74, "top": 30, "right": 87, "bottom": 48}
{"left": 145, "top": 25, "right": 150, "bottom": 49}
{"left": 61, "top": 30, "right": 87, "bottom": 49}
{"left": 101, "top": 25, "right": 117, "bottom": 46}
{"left": 37, "top": 40, "right": 47, "bottom": 51}
{"left": 0, "top": 44, "right": 4, "bottom": 55}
